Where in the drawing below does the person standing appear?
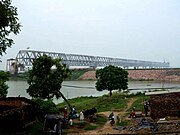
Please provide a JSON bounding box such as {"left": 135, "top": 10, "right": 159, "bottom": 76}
{"left": 143, "top": 99, "right": 149, "bottom": 117}
{"left": 63, "top": 105, "right": 68, "bottom": 119}
{"left": 79, "top": 110, "right": 84, "bottom": 124}
{"left": 54, "top": 120, "right": 62, "bottom": 135}
{"left": 116, "top": 113, "right": 121, "bottom": 125}
{"left": 109, "top": 112, "right": 115, "bottom": 126}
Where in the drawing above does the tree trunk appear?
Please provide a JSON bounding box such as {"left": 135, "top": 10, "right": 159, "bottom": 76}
{"left": 109, "top": 90, "right": 112, "bottom": 96}
{"left": 58, "top": 91, "right": 73, "bottom": 110}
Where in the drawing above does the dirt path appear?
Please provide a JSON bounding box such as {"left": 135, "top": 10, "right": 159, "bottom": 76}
{"left": 81, "top": 98, "right": 137, "bottom": 134}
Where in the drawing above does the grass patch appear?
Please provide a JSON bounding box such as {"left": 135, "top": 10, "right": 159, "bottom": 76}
{"left": 24, "top": 122, "right": 43, "bottom": 135}
{"left": 69, "top": 69, "right": 93, "bottom": 80}
{"left": 95, "top": 114, "right": 107, "bottom": 125}
{"left": 128, "top": 94, "right": 150, "bottom": 112}
{"left": 84, "top": 125, "right": 98, "bottom": 130}
{"left": 57, "top": 96, "right": 98, "bottom": 112}
{"left": 116, "top": 120, "right": 129, "bottom": 126}
{"left": 57, "top": 92, "right": 129, "bottom": 113}
{"left": 73, "top": 121, "right": 89, "bottom": 128}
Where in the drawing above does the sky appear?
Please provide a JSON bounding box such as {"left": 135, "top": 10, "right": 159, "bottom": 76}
{"left": 1, "top": 0, "right": 180, "bottom": 70}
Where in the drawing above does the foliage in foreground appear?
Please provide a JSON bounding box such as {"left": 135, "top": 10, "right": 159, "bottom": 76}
{"left": 27, "top": 55, "right": 71, "bottom": 100}
{"left": 24, "top": 122, "right": 43, "bottom": 135}
{"left": 0, "top": 0, "right": 21, "bottom": 56}
{"left": 0, "top": 71, "right": 9, "bottom": 97}
{"left": 32, "top": 98, "right": 58, "bottom": 120}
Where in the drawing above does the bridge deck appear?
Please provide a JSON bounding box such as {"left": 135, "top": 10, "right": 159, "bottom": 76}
{"left": 7, "top": 50, "right": 170, "bottom": 72}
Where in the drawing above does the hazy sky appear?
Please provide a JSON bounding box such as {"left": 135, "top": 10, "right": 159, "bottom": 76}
{"left": 1, "top": 0, "right": 180, "bottom": 69}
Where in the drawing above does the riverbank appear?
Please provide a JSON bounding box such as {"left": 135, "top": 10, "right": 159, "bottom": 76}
{"left": 57, "top": 91, "right": 148, "bottom": 113}
{"left": 79, "top": 68, "right": 180, "bottom": 82}
{"left": 23, "top": 91, "right": 180, "bottom": 134}
{"left": 23, "top": 92, "right": 150, "bottom": 134}
{"left": 9, "top": 68, "right": 180, "bottom": 82}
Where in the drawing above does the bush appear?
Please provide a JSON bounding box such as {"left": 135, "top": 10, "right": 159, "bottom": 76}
{"left": 24, "top": 122, "right": 43, "bottom": 135}
{"left": 32, "top": 98, "right": 58, "bottom": 120}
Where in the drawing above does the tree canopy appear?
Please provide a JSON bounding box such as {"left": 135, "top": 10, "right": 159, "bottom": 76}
{"left": 96, "top": 65, "right": 128, "bottom": 96}
{"left": 27, "top": 55, "right": 71, "bottom": 100}
{"left": 0, "top": 0, "right": 21, "bottom": 56}
{"left": 0, "top": 0, "right": 20, "bottom": 97}
{"left": 0, "top": 71, "right": 9, "bottom": 97}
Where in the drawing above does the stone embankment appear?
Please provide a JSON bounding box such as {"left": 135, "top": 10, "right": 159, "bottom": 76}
{"left": 79, "top": 69, "right": 180, "bottom": 82}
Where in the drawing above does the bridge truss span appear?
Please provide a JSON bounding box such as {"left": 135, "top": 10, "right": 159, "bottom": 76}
{"left": 7, "top": 50, "right": 170, "bottom": 72}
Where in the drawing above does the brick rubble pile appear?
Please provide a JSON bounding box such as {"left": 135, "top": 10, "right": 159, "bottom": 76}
{"left": 150, "top": 92, "right": 180, "bottom": 119}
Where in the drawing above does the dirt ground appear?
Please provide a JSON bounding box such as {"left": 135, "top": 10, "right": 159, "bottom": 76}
{"left": 81, "top": 98, "right": 136, "bottom": 134}
{"left": 67, "top": 98, "right": 180, "bottom": 135}
{"left": 67, "top": 98, "right": 137, "bottom": 135}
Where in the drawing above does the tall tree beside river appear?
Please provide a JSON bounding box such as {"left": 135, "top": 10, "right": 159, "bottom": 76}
{"left": 0, "top": 0, "right": 21, "bottom": 96}
{"left": 27, "top": 55, "right": 71, "bottom": 100}
{"left": 0, "top": 0, "right": 21, "bottom": 56}
{"left": 96, "top": 65, "right": 128, "bottom": 96}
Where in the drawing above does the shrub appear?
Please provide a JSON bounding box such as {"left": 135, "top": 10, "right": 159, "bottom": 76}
{"left": 32, "top": 98, "right": 58, "bottom": 120}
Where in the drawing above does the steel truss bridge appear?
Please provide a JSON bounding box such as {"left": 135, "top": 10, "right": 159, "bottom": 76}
{"left": 7, "top": 50, "right": 170, "bottom": 72}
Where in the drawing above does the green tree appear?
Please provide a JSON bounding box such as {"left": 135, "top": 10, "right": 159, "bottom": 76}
{"left": 0, "top": 0, "right": 21, "bottom": 56}
{"left": 0, "top": 71, "right": 9, "bottom": 97}
{"left": 96, "top": 65, "right": 128, "bottom": 96}
{"left": 27, "top": 55, "right": 71, "bottom": 100}
{"left": 0, "top": 0, "right": 20, "bottom": 97}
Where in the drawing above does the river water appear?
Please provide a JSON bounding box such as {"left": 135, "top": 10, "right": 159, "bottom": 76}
{"left": 7, "top": 80, "right": 180, "bottom": 104}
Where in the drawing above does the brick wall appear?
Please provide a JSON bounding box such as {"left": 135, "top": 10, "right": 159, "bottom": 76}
{"left": 150, "top": 92, "right": 180, "bottom": 119}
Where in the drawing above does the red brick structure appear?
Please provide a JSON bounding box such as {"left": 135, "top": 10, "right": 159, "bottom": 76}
{"left": 147, "top": 91, "right": 180, "bottom": 119}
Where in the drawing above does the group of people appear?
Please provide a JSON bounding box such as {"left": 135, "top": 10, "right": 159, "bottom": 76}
{"left": 128, "top": 99, "right": 150, "bottom": 118}
{"left": 53, "top": 105, "right": 85, "bottom": 134}
{"left": 55, "top": 99, "right": 150, "bottom": 132}
{"left": 61, "top": 105, "right": 85, "bottom": 124}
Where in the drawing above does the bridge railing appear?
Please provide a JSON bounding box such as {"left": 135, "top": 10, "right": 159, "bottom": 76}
{"left": 7, "top": 50, "right": 170, "bottom": 73}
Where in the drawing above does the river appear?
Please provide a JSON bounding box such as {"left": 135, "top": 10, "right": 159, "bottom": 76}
{"left": 7, "top": 80, "right": 180, "bottom": 104}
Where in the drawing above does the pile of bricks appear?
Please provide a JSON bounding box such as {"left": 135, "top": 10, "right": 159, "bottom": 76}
{"left": 150, "top": 92, "right": 180, "bottom": 119}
